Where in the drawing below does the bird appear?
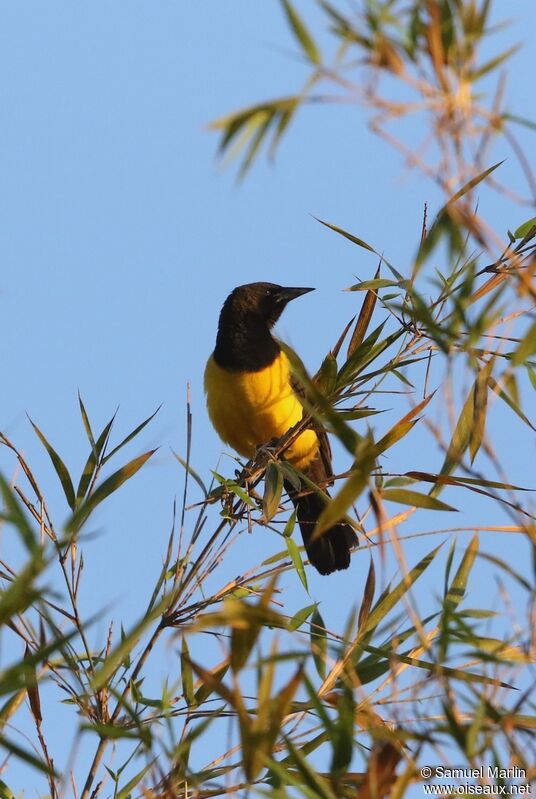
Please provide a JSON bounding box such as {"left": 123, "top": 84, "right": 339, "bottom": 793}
{"left": 204, "top": 282, "right": 357, "bottom": 575}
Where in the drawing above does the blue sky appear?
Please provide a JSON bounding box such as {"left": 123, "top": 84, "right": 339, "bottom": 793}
{"left": 1, "top": 1, "right": 535, "bottom": 794}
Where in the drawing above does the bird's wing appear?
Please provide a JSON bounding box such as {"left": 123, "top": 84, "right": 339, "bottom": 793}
{"left": 289, "top": 365, "right": 334, "bottom": 486}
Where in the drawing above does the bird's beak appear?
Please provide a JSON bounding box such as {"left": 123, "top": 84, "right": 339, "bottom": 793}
{"left": 277, "top": 286, "right": 315, "bottom": 303}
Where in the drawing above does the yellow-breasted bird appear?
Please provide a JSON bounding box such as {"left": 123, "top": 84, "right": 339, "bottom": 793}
{"left": 204, "top": 282, "right": 357, "bottom": 575}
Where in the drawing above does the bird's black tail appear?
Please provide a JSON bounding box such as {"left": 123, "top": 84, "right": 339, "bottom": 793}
{"left": 285, "top": 480, "right": 357, "bottom": 575}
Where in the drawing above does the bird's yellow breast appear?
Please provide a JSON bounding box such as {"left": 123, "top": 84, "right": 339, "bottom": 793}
{"left": 204, "top": 351, "right": 318, "bottom": 470}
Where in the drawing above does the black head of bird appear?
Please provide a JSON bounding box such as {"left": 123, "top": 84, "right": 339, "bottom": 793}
{"left": 214, "top": 282, "right": 314, "bottom": 371}
{"left": 221, "top": 282, "right": 314, "bottom": 327}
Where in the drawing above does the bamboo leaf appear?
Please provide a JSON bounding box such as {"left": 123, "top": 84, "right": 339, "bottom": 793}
{"left": 102, "top": 405, "right": 161, "bottom": 464}
{"left": 280, "top": 0, "right": 322, "bottom": 64}
{"left": 0, "top": 736, "right": 55, "bottom": 776}
{"left": 0, "top": 475, "right": 37, "bottom": 553}
{"left": 448, "top": 160, "right": 504, "bottom": 205}
{"left": 78, "top": 392, "right": 96, "bottom": 449}
{"left": 28, "top": 418, "right": 76, "bottom": 510}
{"left": 468, "top": 44, "right": 520, "bottom": 82}
{"left": 406, "top": 471, "right": 532, "bottom": 492}
{"left": 230, "top": 578, "right": 278, "bottom": 673}
{"left": 181, "top": 637, "right": 194, "bottom": 707}
{"left": 314, "top": 436, "right": 376, "bottom": 538}
{"left": 364, "top": 642, "right": 515, "bottom": 689}
{"left": 173, "top": 451, "right": 208, "bottom": 497}
{"left": 284, "top": 736, "right": 337, "bottom": 799}
{"left": 314, "top": 352, "right": 338, "bottom": 395}
{"left": 470, "top": 360, "right": 493, "bottom": 462}
{"left": 331, "top": 315, "right": 355, "bottom": 359}
{"left": 347, "top": 278, "right": 400, "bottom": 291}
{"left": 347, "top": 263, "right": 381, "bottom": 357}
{"left": 313, "top": 216, "right": 377, "bottom": 253}
{"left": 193, "top": 661, "right": 230, "bottom": 707}
{"left": 289, "top": 603, "right": 316, "bottom": 631}
{"left": 512, "top": 319, "right": 536, "bottom": 366}
{"left": 514, "top": 216, "right": 536, "bottom": 239}
{"left": 362, "top": 545, "right": 442, "bottom": 635}
{"left": 375, "top": 393, "right": 435, "bottom": 457}
{"left": 488, "top": 375, "right": 536, "bottom": 432}
{"left": 76, "top": 410, "right": 118, "bottom": 501}
{"left": 310, "top": 607, "right": 327, "bottom": 679}
{"left": 286, "top": 537, "right": 308, "bottom": 591}
{"left": 23, "top": 645, "right": 41, "bottom": 724}
{"left": 116, "top": 760, "right": 156, "bottom": 799}
{"left": 68, "top": 449, "right": 157, "bottom": 532}
{"left": 330, "top": 684, "right": 355, "bottom": 778}
{"left": 263, "top": 462, "right": 284, "bottom": 522}
{"left": 432, "top": 383, "right": 474, "bottom": 495}
{"left": 380, "top": 488, "right": 457, "bottom": 511}
{"left": 444, "top": 534, "right": 479, "bottom": 613}
{"left": 357, "top": 557, "right": 376, "bottom": 633}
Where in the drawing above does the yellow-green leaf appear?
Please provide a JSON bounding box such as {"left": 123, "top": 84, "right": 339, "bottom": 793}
{"left": 263, "top": 462, "right": 284, "bottom": 522}
{"left": 380, "top": 488, "right": 457, "bottom": 511}
{"left": 280, "top": 0, "right": 322, "bottom": 64}
{"left": 29, "top": 418, "right": 76, "bottom": 510}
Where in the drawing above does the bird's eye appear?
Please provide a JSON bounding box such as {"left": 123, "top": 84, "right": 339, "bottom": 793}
{"left": 265, "top": 288, "right": 272, "bottom": 295}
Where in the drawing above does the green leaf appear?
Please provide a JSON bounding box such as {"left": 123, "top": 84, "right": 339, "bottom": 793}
{"left": 488, "top": 375, "right": 536, "bottom": 432}
{"left": 263, "top": 462, "right": 284, "bottom": 522}
{"left": 416, "top": 162, "right": 504, "bottom": 268}
{"left": 82, "top": 722, "right": 148, "bottom": 742}
{"left": 313, "top": 435, "right": 376, "bottom": 538}
{"left": 512, "top": 319, "right": 536, "bottom": 366}
{"left": 78, "top": 392, "right": 96, "bottom": 449}
{"left": 364, "top": 642, "right": 515, "bottom": 689}
{"left": 280, "top": 0, "right": 322, "bottom": 64}
{"left": 380, "top": 488, "right": 457, "bottom": 511}
{"left": 0, "top": 779, "right": 16, "bottom": 799}
{"left": 314, "top": 352, "right": 338, "bottom": 395}
{"left": 448, "top": 160, "right": 505, "bottom": 205}
{"left": 313, "top": 216, "right": 377, "bottom": 253}
{"left": 310, "top": 607, "right": 327, "bottom": 679}
{"left": 0, "top": 736, "right": 55, "bottom": 776}
{"left": 357, "top": 557, "right": 375, "bottom": 633}
{"left": 362, "top": 545, "right": 442, "bottom": 635}
{"left": 468, "top": 44, "right": 520, "bottom": 82}
{"left": 173, "top": 451, "right": 208, "bottom": 497}
{"left": 286, "top": 537, "right": 308, "bottom": 591}
{"left": 230, "top": 579, "right": 278, "bottom": 674}
{"left": 76, "top": 410, "right": 118, "bottom": 501}
{"left": 336, "top": 320, "right": 387, "bottom": 386}
{"left": 347, "top": 263, "right": 381, "bottom": 357}
{"left": 444, "top": 535, "right": 479, "bottom": 614}
{"left": 347, "top": 278, "right": 400, "bottom": 291}
{"left": 330, "top": 685, "right": 355, "bottom": 778}
{"left": 432, "top": 383, "right": 474, "bottom": 495}
{"left": 283, "top": 737, "right": 337, "bottom": 799}
{"left": 102, "top": 405, "right": 161, "bottom": 464}
{"left": 28, "top": 417, "right": 76, "bottom": 510}
{"left": 0, "top": 475, "right": 37, "bottom": 553}
{"left": 193, "top": 661, "right": 230, "bottom": 707}
{"left": 181, "top": 637, "right": 194, "bottom": 707}
{"left": 513, "top": 216, "right": 536, "bottom": 239}
{"left": 504, "top": 113, "right": 536, "bottom": 132}
{"left": 375, "top": 393, "right": 435, "bottom": 457}
{"left": 289, "top": 603, "right": 316, "bottom": 631}
{"left": 68, "top": 449, "right": 157, "bottom": 532}
{"left": 116, "top": 761, "right": 156, "bottom": 799}
{"left": 470, "top": 360, "right": 493, "bottom": 462}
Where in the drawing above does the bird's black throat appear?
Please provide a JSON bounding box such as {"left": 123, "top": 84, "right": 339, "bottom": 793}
{"left": 213, "top": 310, "right": 280, "bottom": 371}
